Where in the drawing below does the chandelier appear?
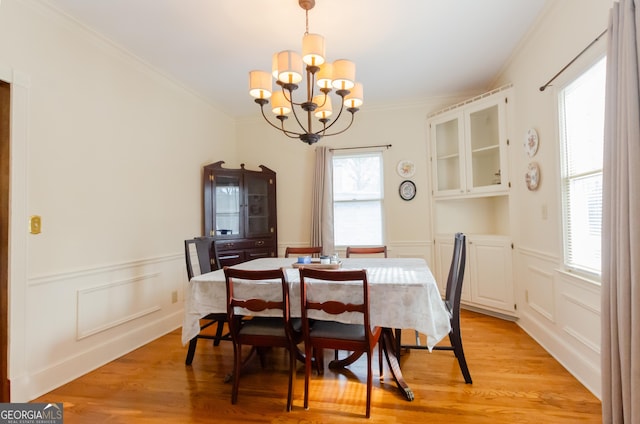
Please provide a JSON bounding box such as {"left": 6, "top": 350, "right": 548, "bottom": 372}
{"left": 248, "top": 0, "right": 363, "bottom": 145}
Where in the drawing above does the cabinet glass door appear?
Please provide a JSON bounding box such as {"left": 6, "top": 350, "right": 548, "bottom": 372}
{"left": 468, "top": 104, "right": 501, "bottom": 189}
{"left": 214, "top": 174, "right": 240, "bottom": 236}
{"left": 245, "top": 174, "right": 271, "bottom": 237}
{"left": 432, "top": 114, "right": 463, "bottom": 193}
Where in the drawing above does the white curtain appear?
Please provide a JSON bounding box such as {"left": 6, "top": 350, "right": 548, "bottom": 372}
{"left": 310, "top": 146, "right": 334, "bottom": 255}
{"left": 601, "top": 0, "right": 640, "bottom": 422}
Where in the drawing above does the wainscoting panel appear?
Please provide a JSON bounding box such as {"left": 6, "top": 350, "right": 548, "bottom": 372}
{"left": 556, "top": 271, "right": 601, "bottom": 357}
{"left": 76, "top": 272, "right": 162, "bottom": 340}
{"left": 526, "top": 264, "right": 555, "bottom": 323}
{"left": 390, "top": 241, "right": 434, "bottom": 267}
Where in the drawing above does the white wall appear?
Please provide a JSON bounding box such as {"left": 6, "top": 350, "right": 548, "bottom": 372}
{"left": 0, "top": 0, "right": 237, "bottom": 401}
{"left": 494, "top": 0, "right": 612, "bottom": 398}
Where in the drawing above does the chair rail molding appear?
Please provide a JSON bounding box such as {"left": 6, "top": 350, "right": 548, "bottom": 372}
{"left": 27, "top": 252, "right": 182, "bottom": 287}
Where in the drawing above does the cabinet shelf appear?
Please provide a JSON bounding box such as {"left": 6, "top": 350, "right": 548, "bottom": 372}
{"left": 437, "top": 153, "right": 460, "bottom": 160}
{"left": 471, "top": 144, "right": 499, "bottom": 154}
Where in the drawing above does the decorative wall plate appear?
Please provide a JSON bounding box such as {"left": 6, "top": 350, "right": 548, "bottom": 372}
{"left": 396, "top": 160, "right": 416, "bottom": 178}
{"left": 525, "top": 162, "right": 541, "bottom": 191}
{"left": 399, "top": 180, "right": 416, "bottom": 200}
{"left": 525, "top": 128, "right": 539, "bottom": 158}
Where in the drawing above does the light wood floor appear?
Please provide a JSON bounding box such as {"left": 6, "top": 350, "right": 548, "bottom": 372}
{"left": 34, "top": 310, "right": 602, "bottom": 423}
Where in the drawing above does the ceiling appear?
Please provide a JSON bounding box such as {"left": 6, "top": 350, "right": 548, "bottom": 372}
{"left": 42, "top": 0, "right": 548, "bottom": 118}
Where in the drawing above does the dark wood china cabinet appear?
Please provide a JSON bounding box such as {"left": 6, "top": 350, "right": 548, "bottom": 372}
{"left": 203, "top": 161, "right": 277, "bottom": 266}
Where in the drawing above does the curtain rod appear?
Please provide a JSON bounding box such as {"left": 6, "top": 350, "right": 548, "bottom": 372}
{"left": 329, "top": 144, "right": 392, "bottom": 152}
{"left": 539, "top": 29, "right": 608, "bottom": 92}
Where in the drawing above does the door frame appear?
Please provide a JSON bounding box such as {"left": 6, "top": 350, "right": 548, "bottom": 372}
{"left": 0, "top": 67, "right": 30, "bottom": 402}
{"left": 1, "top": 77, "right": 10, "bottom": 402}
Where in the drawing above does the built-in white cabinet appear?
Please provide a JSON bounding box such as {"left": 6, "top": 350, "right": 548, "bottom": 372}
{"left": 430, "top": 88, "right": 511, "bottom": 198}
{"left": 435, "top": 234, "right": 515, "bottom": 316}
{"left": 468, "top": 235, "right": 514, "bottom": 314}
{"left": 429, "top": 85, "right": 516, "bottom": 317}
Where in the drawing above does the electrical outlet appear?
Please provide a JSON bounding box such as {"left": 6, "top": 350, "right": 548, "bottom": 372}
{"left": 171, "top": 290, "right": 178, "bottom": 304}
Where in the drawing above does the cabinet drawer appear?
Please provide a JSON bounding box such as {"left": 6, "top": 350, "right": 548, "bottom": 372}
{"left": 216, "top": 238, "right": 273, "bottom": 251}
{"left": 218, "top": 250, "right": 245, "bottom": 267}
{"left": 245, "top": 248, "right": 276, "bottom": 261}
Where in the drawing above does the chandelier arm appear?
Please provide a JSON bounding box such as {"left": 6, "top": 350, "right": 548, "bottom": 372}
{"left": 320, "top": 112, "right": 355, "bottom": 137}
{"left": 259, "top": 104, "right": 303, "bottom": 138}
{"left": 313, "top": 95, "right": 347, "bottom": 135}
{"left": 281, "top": 86, "right": 307, "bottom": 108}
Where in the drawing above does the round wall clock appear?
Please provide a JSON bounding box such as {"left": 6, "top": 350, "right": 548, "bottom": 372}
{"left": 525, "top": 162, "right": 541, "bottom": 191}
{"left": 399, "top": 180, "right": 416, "bottom": 201}
{"left": 396, "top": 160, "right": 416, "bottom": 178}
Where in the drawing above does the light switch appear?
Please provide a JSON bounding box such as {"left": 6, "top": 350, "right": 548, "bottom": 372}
{"left": 29, "top": 215, "right": 41, "bottom": 234}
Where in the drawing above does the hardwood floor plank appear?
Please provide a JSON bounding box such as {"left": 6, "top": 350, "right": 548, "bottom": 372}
{"left": 34, "top": 310, "right": 602, "bottom": 423}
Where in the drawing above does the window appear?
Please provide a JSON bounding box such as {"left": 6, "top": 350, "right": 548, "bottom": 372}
{"left": 332, "top": 152, "right": 384, "bottom": 246}
{"left": 558, "top": 56, "right": 606, "bottom": 276}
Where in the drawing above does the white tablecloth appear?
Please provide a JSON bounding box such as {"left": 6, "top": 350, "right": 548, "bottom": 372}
{"left": 182, "top": 257, "right": 451, "bottom": 350}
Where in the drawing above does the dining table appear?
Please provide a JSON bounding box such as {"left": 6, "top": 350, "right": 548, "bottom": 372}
{"left": 182, "top": 257, "right": 451, "bottom": 401}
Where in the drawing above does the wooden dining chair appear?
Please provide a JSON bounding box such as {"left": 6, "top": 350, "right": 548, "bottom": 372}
{"left": 184, "top": 236, "right": 230, "bottom": 365}
{"left": 223, "top": 267, "right": 301, "bottom": 411}
{"left": 345, "top": 246, "right": 387, "bottom": 257}
{"left": 395, "top": 232, "right": 472, "bottom": 384}
{"left": 299, "top": 268, "right": 382, "bottom": 418}
{"left": 284, "top": 246, "right": 323, "bottom": 258}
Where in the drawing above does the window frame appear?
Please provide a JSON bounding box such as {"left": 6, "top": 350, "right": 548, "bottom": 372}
{"left": 555, "top": 51, "right": 606, "bottom": 281}
{"left": 332, "top": 150, "right": 386, "bottom": 247}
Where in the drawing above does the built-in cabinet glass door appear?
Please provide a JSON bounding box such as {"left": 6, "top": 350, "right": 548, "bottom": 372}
{"left": 244, "top": 174, "right": 271, "bottom": 237}
{"left": 214, "top": 174, "right": 241, "bottom": 236}
{"left": 467, "top": 104, "right": 502, "bottom": 189}
{"left": 432, "top": 112, "right": 465, "bottom": 194}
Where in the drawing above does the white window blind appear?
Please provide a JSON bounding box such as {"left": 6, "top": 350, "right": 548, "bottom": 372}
{"left": 332, "top": 152, "right": 384, "bottom": 246}
{"left": 558, "top": 56, "right": 606, "bottom": 276}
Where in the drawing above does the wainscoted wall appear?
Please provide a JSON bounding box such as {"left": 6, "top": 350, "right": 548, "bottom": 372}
{"left": 11, "top": 253, "right": 185, "bottom": 401}
{"left": 515, "top": 247, "right": 601, "bottom": 398}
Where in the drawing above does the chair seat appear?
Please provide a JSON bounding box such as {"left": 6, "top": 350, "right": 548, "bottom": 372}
{"left": 240, "top": 317, "right": 302, "bottom": 337}
{"left": 310, "top": 320, "right": 366, "bottom": 340}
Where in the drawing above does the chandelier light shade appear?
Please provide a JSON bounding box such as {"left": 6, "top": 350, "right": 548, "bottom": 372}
{"left": 248, "top": 0, "right": 363, "bottom": 145}
{"left": 248, "top": 71, "right": 272, "bottom": 100}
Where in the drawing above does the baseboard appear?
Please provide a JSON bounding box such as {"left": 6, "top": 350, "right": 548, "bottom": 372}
{"left": 517, "top": 310, "right": 601, "bottom": 399}
{"left": 461, "top": 304, "right": 518, "bottom": 322}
